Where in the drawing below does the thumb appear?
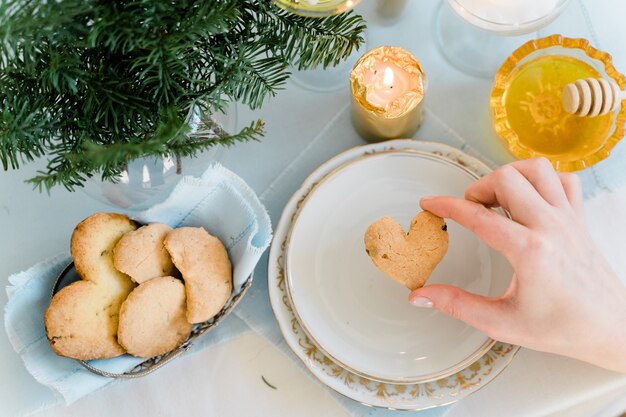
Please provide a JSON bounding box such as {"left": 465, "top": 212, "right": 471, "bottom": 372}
{"left": 409, "top": 284, "right": 508, "bottom": 338}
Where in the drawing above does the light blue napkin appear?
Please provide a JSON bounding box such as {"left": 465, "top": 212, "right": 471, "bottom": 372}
{"left": 4, "top": 163, "right": 272, "bottom": 406}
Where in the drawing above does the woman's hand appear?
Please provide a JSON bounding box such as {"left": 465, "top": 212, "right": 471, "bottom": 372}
{"left": 409, "top": 158, "right": 626, "bottom": 373}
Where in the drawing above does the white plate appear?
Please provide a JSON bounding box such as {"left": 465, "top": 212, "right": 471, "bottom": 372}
{"left": 285, "top": 150, "right": 512, "bottom": 383}
{"left": 268, "top": 139, "right": 520, "bottom": 409}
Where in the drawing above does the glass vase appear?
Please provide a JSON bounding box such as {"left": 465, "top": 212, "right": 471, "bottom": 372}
{"left": 82, "top": 103, "right": 237, "bottom": 213}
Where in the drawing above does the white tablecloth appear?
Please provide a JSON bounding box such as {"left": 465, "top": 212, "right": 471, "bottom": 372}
{"left": 2, "top": 0, "right": 626, "bottom": 416}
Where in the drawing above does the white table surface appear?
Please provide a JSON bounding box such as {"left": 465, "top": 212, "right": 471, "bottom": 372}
{"left": 2, "top": 1, "right": 626, "bottom": 416}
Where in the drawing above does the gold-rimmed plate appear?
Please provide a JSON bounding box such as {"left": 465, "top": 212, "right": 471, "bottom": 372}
{"left": 268, "top": 139, "right": 519, "bottom": 409}
{"left": 284, "top": 149, "right": 511, "bottom": 384}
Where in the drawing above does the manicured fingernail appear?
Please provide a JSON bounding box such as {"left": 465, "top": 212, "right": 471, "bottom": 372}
{"left": 410, "top": 296, "right": 433, "bottom": 308}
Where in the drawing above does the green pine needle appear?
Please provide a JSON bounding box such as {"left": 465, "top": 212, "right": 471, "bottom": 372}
{"left": 0, "top": 0, "right": 366, "bottom": 190}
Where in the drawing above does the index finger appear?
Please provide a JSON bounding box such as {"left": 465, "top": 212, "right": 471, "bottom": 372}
{"left": 421, "top": 195, "right": 528, "bottom": 261}
{"left": 465, "top": 165, "right": 550, "bottom": 227}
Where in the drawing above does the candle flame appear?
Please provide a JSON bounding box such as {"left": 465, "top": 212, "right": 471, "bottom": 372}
{"left": 383, "top": 67, "right": 394, "bottom": 87}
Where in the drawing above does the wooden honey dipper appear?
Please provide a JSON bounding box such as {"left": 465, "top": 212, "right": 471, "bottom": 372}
{"left": 562, "top": 78, "right": 626, "bottom": 117}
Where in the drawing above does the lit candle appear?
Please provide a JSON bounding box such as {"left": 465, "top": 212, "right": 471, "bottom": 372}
{"left": 350, "top": 46, "right": 426, "bottom": 142}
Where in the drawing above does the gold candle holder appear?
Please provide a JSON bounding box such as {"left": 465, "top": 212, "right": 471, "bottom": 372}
{"left": 350, "top": 46, "right": 426, "bottom": 143}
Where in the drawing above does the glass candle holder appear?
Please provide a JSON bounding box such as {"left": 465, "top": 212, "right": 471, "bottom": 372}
{"left": 435, "top": 0, "right": 572, "bottom": 78}
{"left": 490, "top": 35, "right": 626, "bottom": 171}
{"left": 272, "top": 0, "right": 360, "bottom": 17}
{"left": 350, "top": 46, "right": 426, "bottom": 142}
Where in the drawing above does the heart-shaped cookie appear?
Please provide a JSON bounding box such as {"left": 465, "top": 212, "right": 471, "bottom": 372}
{"left": 364, "top": 211, "right": 448, "bottom": 290}
{"left": 44, "top": 213, "right": 137, "bottom": 360}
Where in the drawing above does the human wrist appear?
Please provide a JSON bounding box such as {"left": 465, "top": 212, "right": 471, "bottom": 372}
{"left": 581, "top": 287, "right": 626, "bottom": 373}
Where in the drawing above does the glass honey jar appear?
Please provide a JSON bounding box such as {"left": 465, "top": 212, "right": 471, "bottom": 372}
{"left": 490, "top": 35, "right": 626, "bottom": 171}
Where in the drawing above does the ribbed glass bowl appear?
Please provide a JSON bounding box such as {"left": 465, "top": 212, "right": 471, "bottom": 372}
{"left": 490, "top": 35, "right": 626, "bottom": 172}
{"left": 271, "top": 0, "right": 361, "bottom": 17}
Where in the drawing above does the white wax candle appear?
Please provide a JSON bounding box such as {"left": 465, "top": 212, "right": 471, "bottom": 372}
{"left": 364, "top": 62, "right": 418, "bottom": 109}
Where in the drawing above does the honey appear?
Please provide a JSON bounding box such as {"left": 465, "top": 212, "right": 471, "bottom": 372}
{"left": 500, "top": 55, "right": 613, "bottom": 159}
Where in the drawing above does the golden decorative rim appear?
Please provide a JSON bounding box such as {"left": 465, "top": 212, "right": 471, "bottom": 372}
{"left": 271, "top": 0, "right": 360, "bottom": 17}
{"left": 490, "top": 34, "right": 626, "bottom": 172}
{"left": 276, "top": 247, "right": 517, "bottom": 410}
{"left": 283, "top": 150, "right": 497, "bottom": 385}
{"left": 268, "top": 139, "right": 521, "bottom": 410}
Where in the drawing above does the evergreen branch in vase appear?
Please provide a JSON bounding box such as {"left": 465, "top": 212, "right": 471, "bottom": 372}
{"left": 0, "top": 0, "right": 366, "bottom": 190}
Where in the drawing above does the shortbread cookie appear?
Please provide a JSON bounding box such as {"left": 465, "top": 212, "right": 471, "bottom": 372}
{"left": 118, "top": 276, "right": 192, "bottom": 358}
{"left": 364, "top": 211, "right": 448, "bottom": 291}
{"left": 44, "top": 213, "right": 137, "bottom": 360}
{"left": 113, "top": 222, "right": 175, "bottom": 284}
{"left": 164, "top": 227, "right": 232, "bottom": 324}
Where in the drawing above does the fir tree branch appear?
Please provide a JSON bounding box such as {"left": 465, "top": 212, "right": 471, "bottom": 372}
{"left": 26, "top": 119, "right": 265, "bottom": 191}
{"left": 0, "top": 0, "right": 366, "bottom": 190}
{"left": 251, "top": 2, "right": 367, "bottom": 69}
